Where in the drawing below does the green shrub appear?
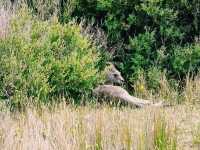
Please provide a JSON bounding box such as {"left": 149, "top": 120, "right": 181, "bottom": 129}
{"left": 147, "top": 67, "right": 163, "bottom": 90}
{"left": 171, "top": 43, "right": 200, "bottom": 77}
{"left": 0, "top": 9, "right": 105, "bottom": 104}
{"left": 3, "top": 0, "right": 200, "bottom": 96}
{"left": 69, "top": 0, "right": 200, "bottom": 84}
{"left": 125, "top": 31, "right": 156, "bottom": 82}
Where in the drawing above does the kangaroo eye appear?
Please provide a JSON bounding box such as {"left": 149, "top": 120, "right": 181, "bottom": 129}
{"left": 113, "top": 74, "right": 118, "bottom": 77}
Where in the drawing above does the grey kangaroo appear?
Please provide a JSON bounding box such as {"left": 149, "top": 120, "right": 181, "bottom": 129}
{"left": 94, "top": 63, "right": 163, "bottom": 108}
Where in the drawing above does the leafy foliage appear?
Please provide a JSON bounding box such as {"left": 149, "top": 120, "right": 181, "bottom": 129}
{"left": 0, "top": 9, "right": 105, "bottom": 105}
{"left": 171, "top": 43, "right": 200, "bottom": 77}
{"left": 126, "top": 31, "right": 156, "bottom": 81}
{"left": 2, "top": 0, "right": 200, "bottom": 99}
{"left": 58, "top": 0, "right": 200, "bottom": 90}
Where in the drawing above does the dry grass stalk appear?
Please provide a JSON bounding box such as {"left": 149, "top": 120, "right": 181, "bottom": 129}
{"left": 0, "top": 104, "right": 199, "bottom": 150}
{"left": 0, "top": 8, "right": 10, "bottom": 39}
{"left": 183, "top": 75, "right": 200, "bottom": 104}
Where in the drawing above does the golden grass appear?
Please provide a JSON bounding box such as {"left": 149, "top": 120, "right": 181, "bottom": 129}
{"left": 0, "top": 103, "right": 200, "bottom": 150}
{"left": 183, "top": 75, "right": 200, "bottom": 104}
{"left": 193, "top": 124, "right": 200, "bottom": 149}
{"left": 0, "top": 8, "right": 10, "bottom": 39}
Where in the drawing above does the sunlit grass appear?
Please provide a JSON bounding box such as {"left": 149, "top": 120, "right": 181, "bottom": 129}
{"left": 0, "top": 103, "right": 199, "bottom": 150}
{"left": 153, "top": 115, "right": 177, "bottom": 150}
{"left": 193, "top": 124, "right": 200, "bottom": 149}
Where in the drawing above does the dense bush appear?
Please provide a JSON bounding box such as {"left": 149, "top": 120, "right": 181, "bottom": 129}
{"left": 171, "top": 43, "right": 200, "bottom": 77}
{"left": 4, "top": 0, "right": 200, "bottom": 93}
{"left": 68, "top": 0, "right": 200, "bottom": 89}
{"left": 124, "top": 31, "right": 156, "bottom": 81}
{"left": 0, "top": 9, "right": 105, "bottom": 105}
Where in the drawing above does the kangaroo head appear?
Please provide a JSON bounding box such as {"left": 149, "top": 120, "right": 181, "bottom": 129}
{"left": 105, "top": 62, "right": 124, "bottom": 85}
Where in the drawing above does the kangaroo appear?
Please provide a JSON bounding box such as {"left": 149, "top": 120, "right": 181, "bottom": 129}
{"left": 104, "top": 62, "right": 124, "bottom": 85}
{"left": 94, "top": 63, "right": 163, "bottom": 108}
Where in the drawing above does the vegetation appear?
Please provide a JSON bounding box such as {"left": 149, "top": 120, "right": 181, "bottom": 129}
{"left": 0, "top": 8, "right": 106, "bottom": 106}
{"left": 0, "top": 1, "right": 199, "bottom": 105}
{"left": 0, "top": 1, "right": 200, "bottom": 149}
{"left": 193, "top": 124, "right": 200, "bottom": 146}
{"left": 0, "top": 0, "right": 199, "bottom": 105}
{"left": 17, "top": 0, "right": 200, "bottom": 80}
{"left": 153, "top": 115, "right": 177, "bottom": 150}
{"left": 0, "top": 103, "right": 199, "bottom": 150}
{"left": 0, "top": 103, "right": 197, "bottom": 150}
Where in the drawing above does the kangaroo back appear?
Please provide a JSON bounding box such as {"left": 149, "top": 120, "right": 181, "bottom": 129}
{"left": 93, "top": 85, "right": 153, "bottom": 107}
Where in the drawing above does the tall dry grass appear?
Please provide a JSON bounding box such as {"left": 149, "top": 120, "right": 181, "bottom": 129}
{"left": 1, "top": 103, "right": 200, "bottom": 150}
{"left": 193, "top": 123, "right": 200, "bottom": 149}
{"left": 183, "top": 75, "right": 200, "bottom": 104}
{"left": 0, "top": 8, "right": 10, "bottom": 39}
{"left": 133, "top": 72, "right": 200, "bottom": 106}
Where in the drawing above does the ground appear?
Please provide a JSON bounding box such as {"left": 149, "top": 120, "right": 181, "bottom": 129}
{"left": 0, "top": 104, "right": 200, "bottom": 150}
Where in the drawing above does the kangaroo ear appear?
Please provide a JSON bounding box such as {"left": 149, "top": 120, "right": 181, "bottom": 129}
{"left": 106, "top": 62, "right": 116, "bottom": 72}
{"left": 106, "top": 62, "right": 115, "bottom": 67}
{"left": 106, "top": 62, "right": 113, "bottom": 66}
